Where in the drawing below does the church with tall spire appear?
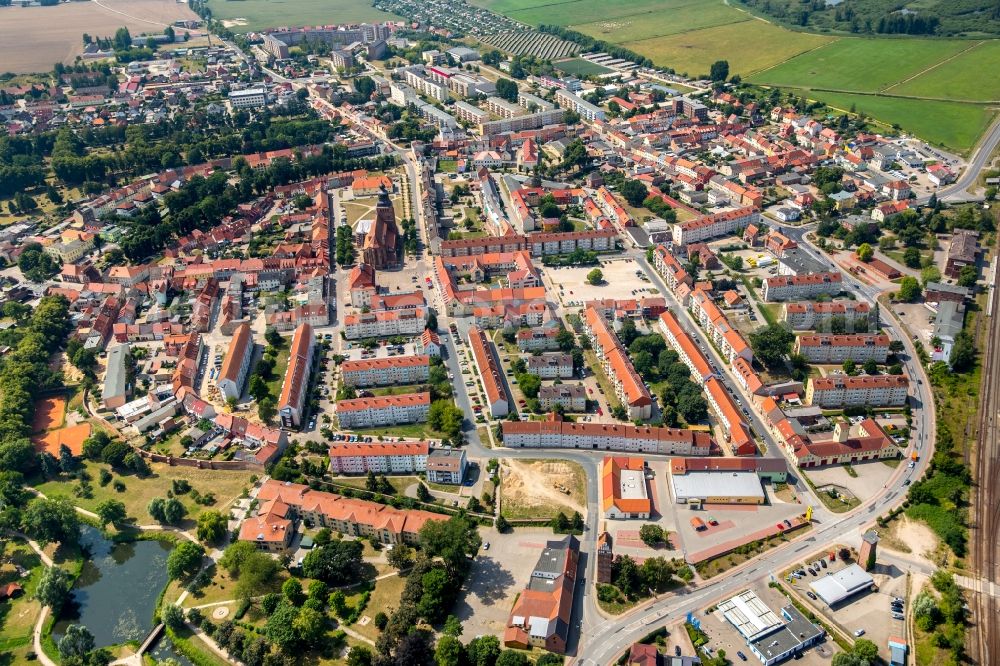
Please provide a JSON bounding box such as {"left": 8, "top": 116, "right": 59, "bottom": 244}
{"left": 362, "top": 184, "right": 401, "bottom": 269}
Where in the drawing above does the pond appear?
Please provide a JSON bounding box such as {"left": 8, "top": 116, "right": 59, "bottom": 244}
{"left": 52, "top": 526, "right": 192, "bottom": 664}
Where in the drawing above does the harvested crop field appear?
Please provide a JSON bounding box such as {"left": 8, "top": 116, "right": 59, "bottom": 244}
{"left": 0, "top": 0, "right": 200, "bottom": 74}
{"left": 499, "top": 458, "right": 586, "bottom": 520}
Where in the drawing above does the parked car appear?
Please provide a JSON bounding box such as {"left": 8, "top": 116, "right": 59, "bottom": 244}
{"left": 737, "top": 652, "right": 748, "bottom": 662}
{"left": 806, "top": 592, "right": 817, "bottom": 600}
{"left": 854, "top": 629, "right": 865, "bottom": 637}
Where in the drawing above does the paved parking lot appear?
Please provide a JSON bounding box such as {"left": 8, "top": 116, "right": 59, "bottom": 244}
{"left": 540, "top": 257, "right": 658, "bottom": 308}
{"left": 804, "top": 460, "right": 896, "bottom": 502}
{"left": 452, "top": 527, "right": 551, "bottom": 638}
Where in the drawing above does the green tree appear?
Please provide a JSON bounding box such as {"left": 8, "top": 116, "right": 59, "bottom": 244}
{"left": 435, "top": 634, "right": 465, "bottom": 666}
{"left": 196, "top": 510, "right": 227, "bottom": 544}
{"left": 293, "top": 606, "right": 326, "bottom": 645}
{"left": 58, "top": 624, "right": 95, "bottom": 661}
{"left": 639, "top": 523, "right": 665, "bottom": 547}
{"left": 283, "top": 577, "right": 305, "bottom": 605}
{"left": 496, "top": 651, "right": 530, "bottom": 666}
{"left": 264, "top": 601, "right": 300, "bottom": 650}
{"left": 36, "top": 565, "right": 73, "bottom": 611}
{"left": 856, "top": 243, "right": 874, "bottom": 262}
{"left": 161, "top": 603, "right": 185, "bottom": 631}
{"left": 495, "top": 77, "right": 519, "bottom": 102}
{"left": 95, "top": 499, "right": 128, "bottom": 528}
{"left": 902, "top": 246, "right": 921, "bottom": 268}
{"left": 587, "top": 268, "right": 604, "bottom": 285}
{"left": 419, "top": 514, "right": 481, "bottom": 572}
{"left": 949, "top": 330, "right": 976, "bottom": 372}
{"left": 709, "top": 60, "right": 729, "bottom": 81}
{"left": 897, "top": 276, "right": 922, "bottom": 302}
{"left": 22, "top": 496, "right": 80, "bottom": 546}
{"left": 620, "top": 179, "right": 649, "bottom": 207}
{"left": 749, "top": 324, "right": 794, "bottom": 368}
{"left": 302, "top": 539, "right": 364, "bottom": 585}
{"left": 166, "top": 541, "right": 205, "bottom": 580}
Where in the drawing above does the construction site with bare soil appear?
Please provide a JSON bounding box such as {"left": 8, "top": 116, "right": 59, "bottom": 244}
{"left": 498, "top": 458, "right": 587, "bottom": 521}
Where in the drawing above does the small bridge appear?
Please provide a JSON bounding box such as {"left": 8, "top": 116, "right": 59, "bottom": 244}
{"left": 109, "top": 623, "right": 164, "bottom": 666}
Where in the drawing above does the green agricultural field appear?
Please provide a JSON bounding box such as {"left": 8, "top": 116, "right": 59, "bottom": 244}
{"left": 471, "top": 0, "right": 699, "bottom": 26}
{"left": 554, "top": 57, "right": 613, "bottom": 77}
{"left": 807, "top": 91, "right": 996, "bottom": 152}
{"left": 751, "top": 38, "right": 972, "bottom": 93}
{"left": 888, "top": 40, "right": 1000, "bottom": 102}
{"left": 623, "top": 20, "right": 834, "bottom": 78}
{"left": 573, "top": 2, "right": 748, "bottom": 43}
{"left": 206, "top": 0, "right": 400, "bottom": 31}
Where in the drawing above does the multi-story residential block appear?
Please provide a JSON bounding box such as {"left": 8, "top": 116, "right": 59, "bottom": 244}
{"left": 538, "top": 384, "right": 587, "bottom": 412}
{"left": 516, "top": 326, "right": 561, "bottom": 351}
{"left": 652, "top": 246, "right": 693, "bottom": 294}
{"left": 553, "top": 88, "right": 606, "bottom": 121}
{"left": 479, "top": 109, "right": 565, "bottom": 136}
{"left": 658, "top": 311, "right": 713, "bottom": 382}
{"left": 526, "top": 353, "right": 574, "bottom": 379}
{"left": 485, "top": 96, "right": 523, "bottom": 118}
{"left": 343, "top": 308, "right": 427, "bottom": 339}
{"left": 229, "top": 87, "right": 268, "bottom": 109}
{"left": 805, "top": 374, "right": 908, "bottom": 408}
{"left": 426, "top": 448, "right": 467, "bottom": 485}
{"left": 671, "top": 207, "right": 759, "bottom": 245}
{"left": 689, "top": 289, "right": 753, "bottom": 364}
{"left": 328, "top": 441, "right": 430, "bottom": 475}
{"left": 336, "top": 392, "right": 431, "bottom": 429}
{"left": 243, "top": 479, "right": 445, "bottom": 549}
{"left": 468, "top": 325, "right": 509, "bottom": 417}
{"left": 704, "top": 377, "right": 756, "bottom": 456}
{"left": 782, "top": 301, "right": 872, "bottom": 331}
{"left": 793, "top": 334, "right": 890, "bottom": 364}
{"left": 502, "top": 416, "right": 714, "bottom": 455}
{"left": 762, "top": 272, "right": 843, "bottom": 302}
{"left": 217, "top": 323, "right": 254, "bottom": 401}
{"left": 277, "top": 323, "right": 315, "bottom": 428}
{"left": 584, "top": 306, "right": 652, "bottom": 420}
{"left": 453, "top": 100, "right": 489, "bottom": 125}
{"left": 518, "top": 91, "right": 555, "bottom": 112}
{"left": 339, "top": 355, "right": 431, "bottom": 387}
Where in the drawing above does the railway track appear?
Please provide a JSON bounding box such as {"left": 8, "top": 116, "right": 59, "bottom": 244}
{"left": 972, "top": 253, "right": 1000, "bottom": 664}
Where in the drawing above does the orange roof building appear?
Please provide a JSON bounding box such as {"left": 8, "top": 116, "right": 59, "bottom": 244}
{"left": 504, "top": 535, "right": 579, "bottom": 654}
{"left": 601, "top": 456, "right": 651, "bottom": 519}
{"left": 277, "top": 323, "right": 315, "bottom": 428}
{"left": 217, "top": 322, "right": 254, "bottom": 401}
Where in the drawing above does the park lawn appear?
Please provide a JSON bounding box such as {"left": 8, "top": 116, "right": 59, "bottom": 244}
{"left": 803, "top": 90, "right": 997, "bottom": 153}
{"left": 572, "top": 2, "right": 748, "bottom": 44}
{"left": 175, "top": 564, "right": 288, "bottom": 608}
{"left": 263, "top": 343, "right": 291, "bottom": 400}
{"left": 622, "top": 20, "right": 834, "bottom": 78}
{"left": 437, "top": 159, "right": 458, "bottom": 173}
{"left": 350, "top": 573, "right": 406, "bottom": 642}
{"left": 205, "top": 0, "right": 400, "bottom": 31}
{"left": 33, "top": 460, "right": 255, "bottom": 526}
{"left": 554, "top": 57, "right": 613, "bottom": 77}
{"left": 0, "top": 541, "right": 44, "bottom": 652}
{"left": 889, "top": 40, "right": 1000, "bottom": 101}
{"left": 341, "top": 421, "right": 452, "bottom": 441}
{"left": 750, "top": 37, "right": 971, "bottom": 93}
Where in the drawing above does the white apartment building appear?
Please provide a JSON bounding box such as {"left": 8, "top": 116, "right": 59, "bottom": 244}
{"left": 538, "top": 384, "right": 587, "bottom": 412}
{"left": 453, "top": 100, "right": 489, "bottom": 124}
{"left": 526, "top": 353, "right": 574, "bottom": 379}
{"left": 783, "top": 301, "right": 872, "bottom": 331}
{"left": 553, "top": 88, "right": 606, "bottom": 121}
{"left": 336, "top": 392, "right": 431, "bottom": 429}
{"left": 328, "top": 441, "right": 430, "bottom": 474}
{"left": 426, "top": 448, "right": 467, "bottom": 485}
{"left": 404, "top": 70, "right": 449, "bottom": 101}
{"left": 671, "top": 207, "right": 759, "bottom": 245}
{"left": 343, "top": 308, "right": 427, "bottom": 339}
{"left": 339, "top": 355, "right": 431, "bottom": 387}
{"left": 806, "top": 374, "right": 909, "bottom": 408}
{"left": 229, "top": 88, "right": 268, "bottom": 109}
{"left": 794, "top": 334, "right": 890, "bottom": 364}
{"left": 479, "top": 109, "right": 566, "bottom": 136}
{"left": 502, "top": 420, "right": 713, "bottom": 455}
{"left": 763, "top": 272, "right": 843, "bottom": 302}
{"left": 485, "top": 96, "right": 523, "bottom": 118}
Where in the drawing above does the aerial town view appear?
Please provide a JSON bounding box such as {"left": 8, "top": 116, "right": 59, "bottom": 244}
{"left": 1, "top": 0, "right": 1000, "bottom": 665}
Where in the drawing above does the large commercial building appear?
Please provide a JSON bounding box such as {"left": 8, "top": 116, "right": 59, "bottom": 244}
{"left": 217, "top": 323, "right": 254, "bottom": 401}
{"left": 277, "top": 323, "right": 315, "bottom": 428}
{"left": 719, "top": 590, "right": 825, "bottom": 666}
{"left": 502, "top": 415, "right": 714, "bottom": 455}
{"left": 336, "top": 392, "right": 431, "bottom": 429}
{"left": 805, "top": 374, "right": 908, "bottom": 408}
{"left": 670, "top": 470, "right": 765, "bottom": 504}
{"left": 809, "top": 564, "right": 876, "bottom": 606}
{"left": 793, "top": 334, "right": 890, "bottom": 364}
{"left": 468, "top": 325, "right": 509, "bottom": 417}
{"left": 601, "top": 457, "right": 651, "bottom": 519}
{"left": 328, "top": 441, "right": 430, "bottom": 475}
{"left": 339, "top": 355, "right": 431, "bottom": 387}
{"left": 762, "top": 272, "right": 843, "bottom": 302}
{"left": 504, "top": 536, "right": 579, "bottom": 654}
